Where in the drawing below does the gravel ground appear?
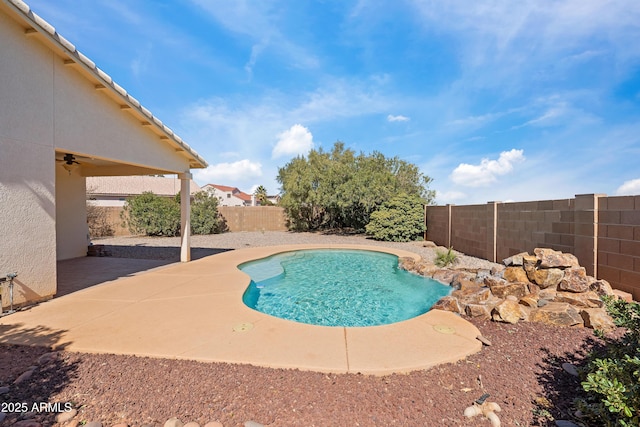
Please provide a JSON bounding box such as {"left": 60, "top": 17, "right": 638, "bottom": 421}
{"left": 0, "top": 232, "right": 607, "bottom": 426}
{"left": 93, "top": 231, "right": 499, "bottom": 271}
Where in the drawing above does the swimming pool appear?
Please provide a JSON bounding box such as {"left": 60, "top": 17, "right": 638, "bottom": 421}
{"left": 240, "top": 249, "right": 451, "bottom": 327}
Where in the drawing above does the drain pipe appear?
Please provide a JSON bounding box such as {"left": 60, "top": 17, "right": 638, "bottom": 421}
{"left": 0, "top": 272, "right": 17, "bottom": 316}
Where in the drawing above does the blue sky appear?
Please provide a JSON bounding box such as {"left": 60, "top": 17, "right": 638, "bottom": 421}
{"left": 27, "top": 0, "right": 640, "bottom": 204}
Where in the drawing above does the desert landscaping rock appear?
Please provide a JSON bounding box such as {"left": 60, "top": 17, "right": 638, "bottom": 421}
{"left": 12, "top": 420, "right": 41, "bottom": 427}
{"left": 503, "top": 266, "right": 530, "bottom": 283}
{"left": 14, "top": 368, "right": 35, "bottom": 384}
{"left": 562, "top": 362, "right": 579, "bottom": 377}
{"left": 528, "top": 267, "right": 564, "bottom": 288}
{"left": 530, "top": 302, "right": 584, "bottom": 327}
{"left": 203, "top": 422, "right": 224, "bottom": 427}
{"left": 555, "top": 420, "right": 582, "bottom": 427}
{"left": 37, "top": 351, "right": 58, "bottom": 365}
{"left": 0, "top": 385, "right": 9, "bottom": 394}
{"left": 244, "top": 421, "right": 265, "bottom": 427}
{"left": 466, "top": 303, "right": 492, "bottom": 317}
{"left": 581, "top": 308, "right": 617, "bottom": 331}
{"left": 591, "top": 279, "right": 615, "bottom": 297}
{"left": 492, "top": 299, "right": 523, "bottom": 323}
{"left": 55, "top": 408, "right": 77, "bottom": 423}
{"left": 431, "top": 268, "right": 458, "bottom": 284}
{"left": 558, "top": 267, "right": 594, "bottom": 293}
{"left": 555, "top": 290, "right": 603, "bottom": 308}
{"left": 476, "top": 335, "right": 492, "bottom": 346}
{"left": 164, "top": 417, "right": 184, "bottom": 427}
{"left": 431, "top": 295, "right": 461, "bottom": 313}
{"left": 84, "top": 422, "right": 103, "bottom": 427}
{"left": 183, "top": 422, "right": 201, "bottom": 427}
{"left": 534, "top": 248, "right": 580, "bottom": 268}
{"left": 487, "top": 280, "right": 529, "bottom": 299}
{"left": 401, "top": 247, "right": 618, "bottom": 330}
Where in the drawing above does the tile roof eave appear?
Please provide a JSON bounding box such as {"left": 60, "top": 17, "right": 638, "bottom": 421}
{"left": 3, "top": 0, "right": 208, "bottom": 169}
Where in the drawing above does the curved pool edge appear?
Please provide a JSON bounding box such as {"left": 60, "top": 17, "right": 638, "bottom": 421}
{"left": 189, "top": 244, "right": 483, "bottom": 374}
{"left": 0, "top": 244, "right": 483, "bottom": 376}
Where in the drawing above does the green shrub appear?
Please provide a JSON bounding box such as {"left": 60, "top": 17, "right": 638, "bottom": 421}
{"left": 364, "top": 193, "right": 425, "bottom": 242}
{"left": 122, "top": 191, "right": 180, "bottom": 236}
{"left": 576, "top": 296, "right": 640, "bottom": 426}
{"left": 435, "top": 246, "right": 457, "bottom": 267}
{"left": 190, "top": 191, "right": 225, "bottom": 235}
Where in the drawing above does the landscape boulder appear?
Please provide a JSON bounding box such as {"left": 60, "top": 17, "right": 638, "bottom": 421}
{"left": 558, "top": 267, "right": 594, "bottom": 293}
{"left": 401, "top": 246, "right": 622, "bottom": 330}
{"left": 534, "top": 248, "right": 580, "bottom": 268}
{"left": 529, "top": 302, "right": 584, "bottom": 327}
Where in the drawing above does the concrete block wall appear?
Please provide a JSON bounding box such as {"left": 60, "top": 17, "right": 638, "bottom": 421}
{"left": 425, "top": 205, "right": 450, "bottom": 247}
{"left": 91, "top": 206, "right": 289, "bottom": 236}
{"left": 597, "top": 195, "right": 640, "bottom": 300}
{"left": 450, "top": 204, "right": 490, "bottom": 260}
{"left": 495, "top": 198, "right": 577, "bottom": 266}
{"left": 425, "top": 194, "right": 626, "bottom": 280}
{"left": 218, "top": 206, "right": 288, "bottom": 232}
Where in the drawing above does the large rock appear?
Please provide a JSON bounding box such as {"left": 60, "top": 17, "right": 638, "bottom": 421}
{"left": 555, "top": 291, "right": 603, "bottom": 308}
{"left": 432, "top": 269, "right": 458, "bottom": 285}
{"left": 465, "top": 303, "right": 493, "bottom": 318}
{"left": 523, "top": 255, "right": 539, "bottom": 276}
{"left": 529, "top": 302, "right": 584, "bottom": 327}
{"left": 502, "top": 252, "right": 529, "bottom": 266}
{"left": 590, "top": 279, "right": 615, "bottom": 297}
{"left": 453, "top": 278, "right": 481, "bottom": 291}
{"left": 539, "top": 287, "right": 558, "bottom": 301}
{"left": 503, "top": 266, "right": 530, "bottom": 283}
{"left": 534, "top": 248, "right": 580, "bottom": 269}
{"left": 431, "top": 296, "right": 461, "bottom": 313}
{"left": 527, "top": 268, "right": 564, "bottom": 289}
{"left": 492, "top": 299, "right": 523, "bottom": 324}
{"left": 487, "top": 281, "right": 529, "bottom": 299}
{"left": 519, "top": 294, "right": 540, "bottom": 308}
{"left": 580, "top": 308, "right": 616, "bottom": 331}
{"left": 558, "top": 267, "right": 594, "bottom": 293}
{"left": 415, "top": 261, "right": 439, "bottom": 277}
{"left": 451, "top": 286, "right": 492, "bottom": 305}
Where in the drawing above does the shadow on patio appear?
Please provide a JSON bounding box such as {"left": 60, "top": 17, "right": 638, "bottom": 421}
{"left": 56, "top": 246, "right": 232, "bottom": 297}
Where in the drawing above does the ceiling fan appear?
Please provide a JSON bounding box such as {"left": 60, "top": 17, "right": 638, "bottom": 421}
{"left": 56, "top": 153, "right": 81, "bottom": 174}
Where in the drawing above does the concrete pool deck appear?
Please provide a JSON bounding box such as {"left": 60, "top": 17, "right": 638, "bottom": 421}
{"left": 0, "top": 244, "right": 482, "bottom": 375}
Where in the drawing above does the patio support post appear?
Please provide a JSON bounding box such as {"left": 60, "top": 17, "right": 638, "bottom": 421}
{"left": 179, "top": 172, "right": 192, "bottom": 262}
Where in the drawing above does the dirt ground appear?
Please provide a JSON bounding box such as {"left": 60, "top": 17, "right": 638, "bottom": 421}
{"left": 0, "top": 317, "right": 603, "bottom": 427}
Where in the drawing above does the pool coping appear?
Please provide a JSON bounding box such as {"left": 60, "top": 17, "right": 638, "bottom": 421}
{"left": 0, "top": 244, "right": 483, "bottom": 375}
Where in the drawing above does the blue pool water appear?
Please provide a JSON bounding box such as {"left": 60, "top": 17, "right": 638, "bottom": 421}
{"left": 240, "top": 249, "right": 451, "bottom": 327}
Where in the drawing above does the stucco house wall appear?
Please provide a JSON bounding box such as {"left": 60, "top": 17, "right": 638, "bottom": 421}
{"left": 0, "top": 0, "right": 208, "bottom": 308}
{"left": 1, "top": 7, "right": 59, "bottom": 306}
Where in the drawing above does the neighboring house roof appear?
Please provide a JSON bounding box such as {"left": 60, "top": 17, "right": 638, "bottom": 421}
{"left": 87, "top": 176, "right": 201, "bottom": 198}
{"left": 235, "top": 192, "right": 252, "bottom": 202}
{"left": 2, "top": 0, "right": 207, "bottom": 169}
{"left": 204, "top": 184, "right": 253, "bottom": 201}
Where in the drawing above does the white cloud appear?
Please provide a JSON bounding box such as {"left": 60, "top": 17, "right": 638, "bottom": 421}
{"left": 194, "top": 159, "right": 262, "bottom": 183}
{"left": 450, "top": 149, "right": 525, "bottom": 187}
{"left": 387, "top": 114, "right": 410, "bottom": 122}
{"left": 615, "top": 178, "right": 640, "bottom": 196}
{"left": 272, "top": 124, "right": 314, "bottom": 158}
{"left": 435, "top": 190, "right": 467, "bottom": 204}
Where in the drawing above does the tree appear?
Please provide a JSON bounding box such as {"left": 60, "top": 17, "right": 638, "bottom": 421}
{"left": 365, "top": 193, "right": 426, "bottom": 241}
{"left": 277, "top": 142, "right": 434, "bottom": 231}
{"left": 254, "top": 185, "right": 273, "bottom": 206}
